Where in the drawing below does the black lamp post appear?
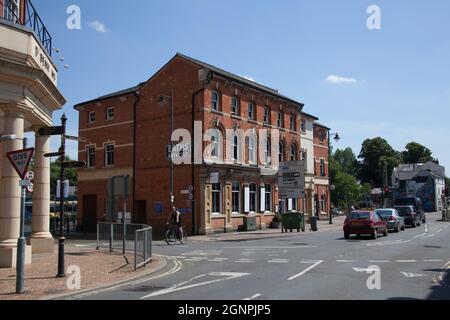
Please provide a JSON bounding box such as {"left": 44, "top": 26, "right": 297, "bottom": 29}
{"left": 159, "top": 91, "right": 174, "bottom": 208}
{"left": 328, "top": 130, "right": 340, "bottom": 225}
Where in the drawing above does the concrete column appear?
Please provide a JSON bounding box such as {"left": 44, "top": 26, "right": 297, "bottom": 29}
{"left": 28, "top": 132, "right": 54, "bottom": 253}
{"left": 0, "top": 112, "right": 31, "bottom": 268}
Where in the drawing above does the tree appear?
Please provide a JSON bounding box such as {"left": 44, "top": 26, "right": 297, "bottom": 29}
{"left": 331, "top": 171, "right": 362, "bottom": 211}
{"left": 402, "top": 142, "right": 433, "bottom": 164}
{"left": 358, "top": 137, "right": 402, "bottom": 188}
{"left": 50, "top": 156, "right": 77, "bottom": 196}
{"left": 334, "top": 148, "right": 359, "bottom": 176}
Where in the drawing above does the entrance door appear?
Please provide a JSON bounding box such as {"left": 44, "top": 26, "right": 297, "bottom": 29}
{"left": 134, "top": 200, "right": 147, "bottom": 224}
{"left": 82, "top": 195, "right": 97, "bottom": 232}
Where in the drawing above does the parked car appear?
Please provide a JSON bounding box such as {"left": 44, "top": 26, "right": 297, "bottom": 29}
{"left": 394, "top": 197, "right": 426, "bottom": 223}
{"left": 375, "top": 208, "right": 405, "bottom": 232}
{"left": 394, "top": 205, "right": 421, "bottom": 228}
{"left": 343, "top": 211, "right": 388, "bottom": 240}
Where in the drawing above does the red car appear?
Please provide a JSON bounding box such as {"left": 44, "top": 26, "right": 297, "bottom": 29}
{"left": 343, "top": 211, "right": 388, "bottom": 240}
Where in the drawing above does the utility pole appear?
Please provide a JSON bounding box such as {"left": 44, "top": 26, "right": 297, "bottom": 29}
{"left": 57, "top": 113, "right": 67, "bottom": 278}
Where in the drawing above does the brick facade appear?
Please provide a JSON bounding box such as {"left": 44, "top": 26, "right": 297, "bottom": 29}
{"left": 75, "top": 54, "right": 330, "bottom": 236}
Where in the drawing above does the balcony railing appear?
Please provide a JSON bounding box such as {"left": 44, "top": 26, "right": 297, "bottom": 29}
{"left": 1, "top": 0, "right": 52, "bottom": 56}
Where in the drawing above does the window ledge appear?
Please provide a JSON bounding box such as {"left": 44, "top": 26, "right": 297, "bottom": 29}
{"left": 248, "top": 119, "right": 258, "bottom": 124}
{"left": 211, "top": 109, "right": 224, "bottom": 116}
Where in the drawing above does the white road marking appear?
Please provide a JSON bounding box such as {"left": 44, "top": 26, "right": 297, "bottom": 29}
{"left": 288, "top": 260, "right": 323, "bottom": 281}
{"left": 396, "top": 260, "right": 417, "bottom": 263}
{"left": 436, "top": 229, "right": 443, "bottom": 233}
{"left": 140, "top": 272, "right": 250, "bottom": 299}
{"left": 353, "top": 267, "right": 379, "bottom": 272}
{"left": 421, "top": 234, "right": 435, "bottom": 239}
{"left": 401, "top": 272, "right": 426, "bottom": 278}
{"left": 243, "top": 293, "right": 262, "bottom": 300}
{"left": 432, "top": 261, "right": 450, "bottom": 286}
{"left": 424, "top": 259, "right": 444, "bottom": 262}
{"left": 336, "top": 260, "right": 357, "bottom": 263}
{"left": 74, "top": 245, "right": 89, "bottom": 247}
{"left": 223, "top": 246, "right": 317, "bottom": 249}
{"left": 71, "top": 255, "right": 182, "bottom": 299}
{"left": 413, "top": 233, "right": 427, "bottom": 239}
{"left": 182, "top": 250, "right": 223, "bottom": 256}
{"left": 366, "top": 240, "right": 410, "bottom": 247}
{"left": 368, "top": 260, "right": 390, "bottom": 263}
{"left": 268, "top": 260, "right": 289, "bottom": 263}
{"left": 236, "top": 259, "right": 254, "bottom": 263}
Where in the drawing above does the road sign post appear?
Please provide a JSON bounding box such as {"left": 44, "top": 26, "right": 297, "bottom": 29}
{"left": 6, "top": 148, "right": 34, "bottom": 294}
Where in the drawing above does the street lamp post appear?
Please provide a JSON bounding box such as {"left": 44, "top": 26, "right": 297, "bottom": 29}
{"left": 159, "top": 91, "right": 174, "bottom": 208}
{"left": 328, "top": 130, "right": 341, "bottom": 225}
{"left": 57, "top": 113, "right": 67, "bottom": 278}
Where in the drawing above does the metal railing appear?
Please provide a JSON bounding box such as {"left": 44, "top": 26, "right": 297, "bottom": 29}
{"left": 135, "top": 227, "right": 152, "bottom": 270}
{"left": 1, "top": 0, "right": 52, "bottom": 56}
{"left": 97, "top": 222, "right": 152, "bottom": 270}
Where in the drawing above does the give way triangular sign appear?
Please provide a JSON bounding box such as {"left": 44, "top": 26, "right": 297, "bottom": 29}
{"left": 7, "top": 148, "right": 34, "bottom": 180}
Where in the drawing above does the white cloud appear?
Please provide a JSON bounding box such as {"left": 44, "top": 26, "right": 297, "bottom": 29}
{"left": 87, "top": 20, "right": 109, "bottom": 33}
{"left": 326, "top": 74, "right": 357, "bottom": 84}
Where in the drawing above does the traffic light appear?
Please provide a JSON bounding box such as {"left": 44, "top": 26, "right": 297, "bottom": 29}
{"left": 384, "top": 186, "right": 391, "bottom": 199}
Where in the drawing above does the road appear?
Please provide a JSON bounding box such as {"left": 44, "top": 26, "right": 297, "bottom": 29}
{"left": 62, "top": 212, "right": 450, "bottom": 300}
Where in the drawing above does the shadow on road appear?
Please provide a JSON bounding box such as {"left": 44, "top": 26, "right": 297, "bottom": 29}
{"left": 426, "top": 267, "right": 450, "bottom": 300}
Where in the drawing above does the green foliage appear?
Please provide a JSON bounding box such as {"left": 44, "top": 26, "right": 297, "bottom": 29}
{"left": 358, "top": 137, "right": 402, "bottom": 187}
{"left": 402, "top": 142, "right": 433, "bottom": 164}
{"left": 50, "top": 156, "right": 77, "bottom": 195}
{"left": 334, "top": 148, "right": 359, "bottom": 176}
{"left": 331, "top": 171, "right": 362, "bottom": 211}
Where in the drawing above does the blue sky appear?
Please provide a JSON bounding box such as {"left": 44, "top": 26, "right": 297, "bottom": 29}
{"left": 30, "top": 0, "right": 450, "bottom": 171}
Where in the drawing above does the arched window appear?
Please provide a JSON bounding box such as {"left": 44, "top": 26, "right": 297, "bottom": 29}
{"left": 232, "top": 134, "right": 239, "bottom": 161}
{"left": 290, "top": 144, "right": 297, "bottom": 161}
{"left": 264, "top": 138, "right": 271, "bottom": 165}
{"left": 247, "top": 136, "right": 256, "bottom": 164}
{"left": 211, "top": 130, "right": 220, "bottom": 158}
{"left": 279, "top": 142, "right": 285, "bottom": 162}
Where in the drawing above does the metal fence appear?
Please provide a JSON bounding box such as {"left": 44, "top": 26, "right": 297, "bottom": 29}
{"left": 97, "top": 223, "right": 152, "bottom": 270}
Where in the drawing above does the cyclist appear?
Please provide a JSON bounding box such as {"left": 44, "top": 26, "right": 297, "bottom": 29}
{"left": 167, "top": 206, "right": 182, "bottom": 240}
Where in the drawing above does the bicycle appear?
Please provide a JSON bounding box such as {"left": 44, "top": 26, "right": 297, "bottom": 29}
{"left": 165, "top": 224, "right": 187, "bottom": 246}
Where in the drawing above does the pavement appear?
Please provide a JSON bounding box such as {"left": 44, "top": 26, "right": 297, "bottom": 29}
{"left": 0, "top": 245, "right": 163, "bottom": 300}
{"left": 57, "top": 211, "right": 450, "bottom": 300}
{"left": 188, "top": 216, "right": 346, "bottom": 242}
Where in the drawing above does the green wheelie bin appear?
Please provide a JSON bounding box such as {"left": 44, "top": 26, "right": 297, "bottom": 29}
{"left": 281, "top": 211, "right": 305, "bottom": 233}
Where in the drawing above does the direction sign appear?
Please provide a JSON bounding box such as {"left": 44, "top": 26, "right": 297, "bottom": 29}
{"left": 25, "top": 171, "right": 34, "bottom": 181}
{"left": 61, "top": 161, "right": 86, "bottom": 169}
{"left": 278, "top": 160, "right": 306, "bottom": 199}
{"left": 44, "top": 151, "right": 64, "bottom": 158}
{"left": 64, "top": 135, "right": 87, "bottom": 143}
{"left": 7, "top": 148, "right": 35, "bottom": 180}
{"left": 38, "top": 126, "right": 64, "bottom": 136}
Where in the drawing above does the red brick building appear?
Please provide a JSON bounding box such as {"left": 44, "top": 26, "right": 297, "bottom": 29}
{"left": 74, "top": 54, "right": 330, "bottom": 236}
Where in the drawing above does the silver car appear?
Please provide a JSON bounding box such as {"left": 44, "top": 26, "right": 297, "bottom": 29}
{"left": 375, "top": 208, "right": 406, "bottom": 233}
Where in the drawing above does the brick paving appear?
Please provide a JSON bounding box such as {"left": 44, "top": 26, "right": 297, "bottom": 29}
{"left": 0, "top": 246, "right": 162, "bottom": 300}
{"left": 189, "top": 215, "right": 346, "bottom": 242}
